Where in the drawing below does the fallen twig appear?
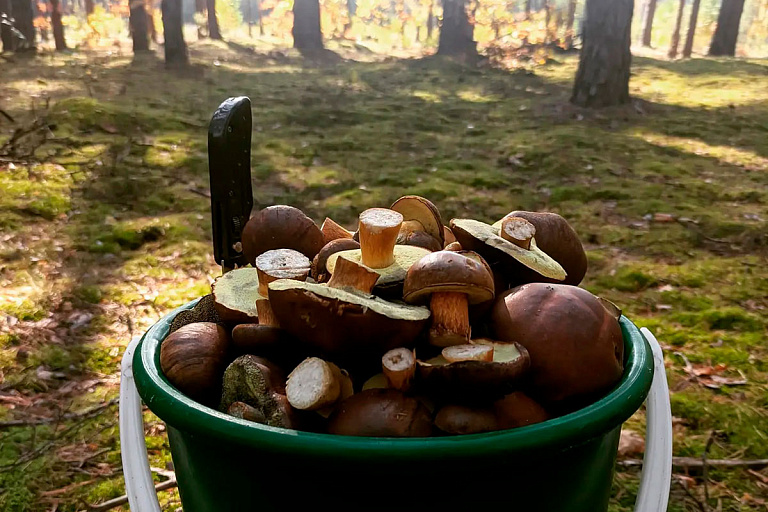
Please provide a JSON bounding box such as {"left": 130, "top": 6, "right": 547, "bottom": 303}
{"left": 88, "top": 477, "right": 177, "bottom": 512}
{"left": 0, "top": 398, "right": 119, "bottom": 429}
{"left": 619, "top": 457, "right": 768, "bottom": 469}
{"left": 0, "top": 109, "right": 14, "bottom": 123}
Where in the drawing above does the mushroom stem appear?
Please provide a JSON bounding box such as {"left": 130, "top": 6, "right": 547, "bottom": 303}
{"left": 382, "top": 348, "right": 416, "bottom": 391}
{"left": 428, "top": 292, "right": 471, "bottom": 347}
{"left": 321, "top": 217, "right": 354, "bottom": 244}
{"left": 358, "top": 208, "right": 404, "bottom": 268}
{"left": 227, "top": 401, "right": 268, "bottom": 423}
{"left": 499, "top": 216, "right": 536, "bottom": 251}
{"left": 286, "top": 357, "right": 343, "bottom": 411}
{"left": 256, "top": 299, "right": 280, "bottom": 327}
{"left": 327, "top": 256, "right": 380, "bottom": 294}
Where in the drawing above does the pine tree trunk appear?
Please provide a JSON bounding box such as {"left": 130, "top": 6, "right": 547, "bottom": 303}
{"left": 437, "top": 0, "right": 476, "bottom": 57}
{"left": 639, "top": 0, "right": 656, "bottom": 46}
{"left": 130, "top": 0, "right": 150, "bottom": 52}
{"left": 564, "top": 0, "right": 577, "bottom": 49}
{"left": 50, "top": 0, "right": 65, "bottom": 49}
{"left": 206, "top": 0, "right": 220, "bottom": 38}
{"left": 570, "top": 0, "right": 633, "bottom": 108}
{"left": 525, "top": 0, "right": 531, "bottom": 19}
{"left": 682, "top": 0, "right": 701, "bottom": 57}
{"left": 426, "top": 0, "right": 434, "bottom": 39}
{"left": 9, "top": 0, "right": 34, "bottom": 48}
{"left": 292, "top": 0, "right": 322, "bottom": 50}
{"left": 668, "top": 0, "right": 685, "bottom": 58}
{"left": 708, "top": 0, "right": 745, "bottom": 56}
{"left": 1, "top": 0, "right": 14, "bottom": 51}
{"left": 544, "top": 0, "right": 551, "bottom": 43}
{"left": 161, "top": 0, "right": 188, "bottom": 65}
{"left": 84, "top": 0, "right": 93, "bottom": 14}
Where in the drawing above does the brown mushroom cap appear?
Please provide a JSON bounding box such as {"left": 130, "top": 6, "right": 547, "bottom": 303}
{"left": 267, "top": 279, "right": 430, "bottom": 363}
{"left": 491, "top": 283, "right": 624, "bottom": 406}
{"left": 241, "top": 205, "right": 325, "bottom": 264}
{"left": 327, "top": 389, "right": 434, "bottom": 437}
{"left": 391, "top": 195, "right": 445, "bottom": 247}
{"left": 325, "top": 245, "right": 431, "bottom": 290}
{"left": 311, "top": 238, "right": 361, "bottom": 282}
{"left": 402, "top": 251, "right": 495, "bottom": 305}
{"left": 494, "top": 211, "right": 588, "bottom": 286}
{"left": 449, "top": 218, "right": 567, "bottom": 282}
{"left": 434, "top": 404, "right": 499, "bottom": 435}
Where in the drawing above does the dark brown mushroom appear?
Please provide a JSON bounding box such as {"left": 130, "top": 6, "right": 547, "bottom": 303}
{"left": 391, "top": 195, "right": 445, "bottom": 247}
{"left": 494, "top": 392, "right": 550, "bottom": 429}
{"left": 434, "top": 404, "right": 499, "bottom": 435}
{"left": 402, "top": 251, "right": 495, "bottom": 347}
{"left": 241, "top": 205, "right": 325, "bottom": 264}
{"left": 327, "top": 389, "right": 434, "bottom": 437}
{"left": 311, "top": 238, "right": 360, "bottom": 283}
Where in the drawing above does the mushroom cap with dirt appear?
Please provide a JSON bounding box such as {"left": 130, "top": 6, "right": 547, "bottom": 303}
{"left": 449, "top": 218, "right": 567, "bottom": 285}
{"left": 491, "top": 283, "right": 624, "bottom": 408}
{"left": 241, "top": 205, "right": 325, "bottom": 264}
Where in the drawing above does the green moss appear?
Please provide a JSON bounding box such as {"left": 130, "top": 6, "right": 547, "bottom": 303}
{"left": 596, "top": 268, "right": 659, "bottom": 293}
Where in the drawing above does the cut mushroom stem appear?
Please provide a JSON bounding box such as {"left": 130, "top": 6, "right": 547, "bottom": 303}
{"left": 382, "top": 348, "right": 416, "bottom": 391}
{"left": 327, "top": 256, "right": 380, "bottom": 294}
{"left": 256, "top": 298, "right": 279, "bottom": 327}
{"left": 255, "top": 249, "right": 311, "bottom": 296}
{"left": 358, "top": 208, "right": 404, "bottom": 269}
{"left": 500, "top": 216, "right": 536, "bottom": 251}
{"left": 286, "top": 357, "right": 343, "bottom": 411}
{"left": 227, "top": 401, "right": 267, "bottom": 424}
{"left": 442, "top": 343, "right": 494, "bottom": 363}
{"left": 429, "top": 292, "right": 471, "bottom": 347}
{"left": 321, "top": 217, "right": 354, "bottom": 244}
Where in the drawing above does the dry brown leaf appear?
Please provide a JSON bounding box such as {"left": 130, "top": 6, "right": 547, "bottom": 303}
{"left": 618, "top": 428, "right": 645, "bottom": 456}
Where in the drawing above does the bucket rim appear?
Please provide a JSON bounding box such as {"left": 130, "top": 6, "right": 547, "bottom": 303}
{"left": 133, "top": 299, "right": 654, "bottom": 459}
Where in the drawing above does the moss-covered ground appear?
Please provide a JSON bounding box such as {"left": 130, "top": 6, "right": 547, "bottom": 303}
{"left": 0, "top": 40, "right": 766, "bottom": 511}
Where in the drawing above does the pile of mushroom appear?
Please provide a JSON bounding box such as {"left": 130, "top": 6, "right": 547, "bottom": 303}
{"left": 159, "top": 197, "right": 625, "bottom": 437}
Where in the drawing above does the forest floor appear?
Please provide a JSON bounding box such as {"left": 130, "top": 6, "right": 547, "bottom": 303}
{"left": 0, "top": 38, "right": 767, "bottom": 512}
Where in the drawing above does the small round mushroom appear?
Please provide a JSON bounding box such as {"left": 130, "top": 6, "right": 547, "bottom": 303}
{"left": 402, "top": 251, "right": 495, "bottom": 347}
{"left": 450, "top": 218, "right": 567, "bottom": 285}
{"left": 241, "top": 205, "right": 325, "bottom": 265}
{"left": 327, "top": 389, "right": 434, "bottom": 438}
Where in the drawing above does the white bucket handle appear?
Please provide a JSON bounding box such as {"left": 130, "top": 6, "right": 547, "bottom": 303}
{"left": 119, "top": 330, "right": 673, "bottom": 512}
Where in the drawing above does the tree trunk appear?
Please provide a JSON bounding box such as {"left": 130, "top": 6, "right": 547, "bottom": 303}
{"left": 564, "top": 0, "right": 577, "bottom": 48}
{"left": 161, "top": 0, "right": 188, "bottom": 65}
{"left": 708, "top": 0, "right": 745, "bottom": 56}
{"left": 84, "top": 0, "right": 92, "bottom": 14}
{"left": 525, "top": 0, "right": 531, "bottom": 19}
{"left": 130, "top": 0, "right": 150, "bottom": 52}
{"left": 668, "top": 0, "right": 685, "bottom": 58}
{"left": 257, "top": 0, "right": 263, "bottom": 35}
{"left": 437, "top": 0, "right": 476, "bottom": 57}
{"left": 206, "top": 0, "right": 220, "bottom": 38}
{"left": 682, "top": 0, "right": 701, "bottom": 57}
{"left": 1, "top": 0, "right": 14, "bottom": 52}
{"left": 426, "top": 0, "right": 434, "bottom": 39}
{"left": 50, "top": 0, "right": 65, "bottom": 49}
{"left": 639, "top": 0, "right": 656, "bottom": 46}
{"left": 544, "top": 0, "right": 551, "bottom": 42}
{"left": 570, "top": 0, "right": 633, "bottom": 108}
{"left": 292, "top": 0, "right": 322, "bottom": 50}
{"left": 9, "top": 0, "right": 34, "bottom": 48}
{"left": 194, "top": 0, "right": 204, "bottom": 12}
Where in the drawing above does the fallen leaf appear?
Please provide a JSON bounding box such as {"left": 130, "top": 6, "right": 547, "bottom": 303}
{"left": 618, "top": 429, "right": 645, "bottom": 456}
{"left": 676, "top": 475, "right": 697, "bottom": 489}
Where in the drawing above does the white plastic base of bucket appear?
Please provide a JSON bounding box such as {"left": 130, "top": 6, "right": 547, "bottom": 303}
{"left": 119, "top": 328, "right": 672, "bottom": 512}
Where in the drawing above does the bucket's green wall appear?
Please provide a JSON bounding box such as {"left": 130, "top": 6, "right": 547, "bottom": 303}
{"left": 133, "top": 300, "right": 654, "bottom": 512}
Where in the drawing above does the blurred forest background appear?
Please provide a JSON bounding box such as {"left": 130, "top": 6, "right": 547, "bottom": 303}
{"left": 1, "top": 0, "right": 767, "bottom": 510}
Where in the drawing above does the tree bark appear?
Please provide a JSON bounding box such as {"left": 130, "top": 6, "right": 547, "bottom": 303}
{"left": 426, "top": 0, "right": 434, "bottom": 39}
{"left": 708, "top": 0, "right": 745, "bottom": 56}
{"left": 437, "top": 0, "right": 476, "bottom": 57}
{"left": 682, "top": 0, "right": 701, "bottom": 57}
{"left": 9, "top": 0, "right": 34, "bottom": 48}
{"left": 49, "top": 0, "right": 65, "bottom": 49}
{"left": 525, "top": 0, "right": 531, "bottom": 19}
{"left": 639, "top": 0, "right": 656, "bottom": 46}
{"left": 668, "top": 0, "right": 685, "bottom": 58}
{"left": 130, "top": 0, "right": 149, "bottom": 52}
{"left": 84, "top": 0, "right": 92, "bottom": 14}
{"left": 206, "top": 0, "right": 220, "bottom": 39}
{"left": 292, "top": 0, "right": 323, "bottom": 50}
{"left": 1, "top": 0, "right": 14, "bottom": 52}
{"left": 194, "top": 0, "right": 204, "bottom": 12}
{"left": 564, "top": 0, "right": 576, "bottom": 48}
{"left": 570, "top": 0, "right": 633, "bottom": 108}
{"left": 161, "top": 0, "right": 188, "bottom": 65}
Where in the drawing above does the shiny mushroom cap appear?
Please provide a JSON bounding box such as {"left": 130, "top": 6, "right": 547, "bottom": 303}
{"left": 402, "top": 250, "right": 495, "bottom": 305}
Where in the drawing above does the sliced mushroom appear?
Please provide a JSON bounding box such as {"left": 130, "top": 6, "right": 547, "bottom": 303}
{"left": 450, "top": 218, "right": 567, "bottom": 284}
{"left": 391, "top": 195, "right": 445, "bottom": 247}
{"left": 320, "top": 217, "right": 354, "bottom": 244}
{"left": 382, "top": 347, "right": 416, "bottom": 391}
{"left": 212, "top": 268, "right": 263, "bottom": 324}
{"left": 254, "top": 249, "right": 311, "bottom": 328}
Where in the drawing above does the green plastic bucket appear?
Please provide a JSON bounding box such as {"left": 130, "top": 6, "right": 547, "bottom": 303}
{"left": 133, "top": 299, "right": 654, "bottom": 512}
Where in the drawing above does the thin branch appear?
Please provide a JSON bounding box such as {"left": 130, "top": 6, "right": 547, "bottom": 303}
{"left": 87, "top": 477, "right": 177, "bottom": 512}
{"left": 0, "top": 398, "right": 119, "bottom": 429}
{"left": 0, "top": 109, "right": 15, "bottom": 123}
{"left": 618, "top": 457, "right": 768, "bottom": 469}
